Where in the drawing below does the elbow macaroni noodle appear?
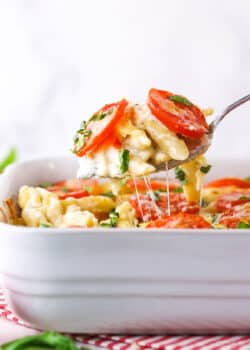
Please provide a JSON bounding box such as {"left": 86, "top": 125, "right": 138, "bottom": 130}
{"left": 77, "top": 104, "right": 190, "bottom": 179}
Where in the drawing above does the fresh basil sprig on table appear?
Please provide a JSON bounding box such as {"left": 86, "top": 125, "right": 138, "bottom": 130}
{"left": 0, "top": 148, "right": 17, "bottom": 173}
{"left": 1, "top": 331, "right": 81, "bottom": 350}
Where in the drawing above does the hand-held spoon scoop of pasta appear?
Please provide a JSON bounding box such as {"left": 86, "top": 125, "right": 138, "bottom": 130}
{"left": 72, "top": 90, "right": 250, "bottom": 179}
{"left": 161, "top": 94, "right": 250, "bottom": 171}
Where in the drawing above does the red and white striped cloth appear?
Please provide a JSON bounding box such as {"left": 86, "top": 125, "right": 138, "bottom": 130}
{"left": 1, "top": 289, "right": 250, "bottom": 350}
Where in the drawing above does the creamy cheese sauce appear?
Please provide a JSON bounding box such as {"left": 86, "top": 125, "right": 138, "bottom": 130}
{"left": 77, "top": 103, "right": 189, "bottom": 179}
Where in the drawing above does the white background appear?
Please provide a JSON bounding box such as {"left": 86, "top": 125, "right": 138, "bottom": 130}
{"left": 0, "top": 1, "right": 249, "bottom": 340}
{"left": 0, "top": 0, "right": 249, "bottom": 161}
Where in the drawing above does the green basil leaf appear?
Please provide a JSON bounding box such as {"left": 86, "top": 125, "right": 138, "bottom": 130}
{"left": 211, "top": 214, "right": 219, "bottom": 224}
{"left": 40, "top": 224, "right": 50, "bottom": 228}
{"left": 80, "top": 120, "right": 86, "bottom": 129}
{"left": 168, "top": 95, "right": 192, "bottom": 106}
{"left": 62, "top": 186, "right": 69, "bottom": 193}
{"left": 0, "top": 148, "right": 17, "bottom": 173}
{"left": 174, "top": 167, "right": 187, "bottom": 185}
{"left": 119, "top": 176, "right": 130, "bottom": 186}
{"left": 239, "top": 196, "right": 250, "bottom": 201}
{"left": 83, "top": 130, "right": 91, "bottom": 137}
{"left": 173, "top": 187, "right": 183, "bottom": 193}
{"left": 119, "top": 149, "right": 130, "bottom": 174}
{"left": 1, "top": 331, "right": 78, "bottom": 350}
{"left": 96, "top": 111, "right": 106, "bottom": 120}
{"left": 100, "top": 209, "right": 119, "bottom": 228}
{"left": 200, "top": 165, "right": 212, "bottom": 174}
{"left": 83, "top": 186, "right": 92, "bottom": 193}
{"left": 237, "top": 221, "right": 250, "bottom": 229}
{"left": 90, "top": 108, "right": 114, "bottom": 122}
{"left": 73, "top": 133, "right": 85, "bottom": 152}
{"left": 39, "top": 182, "right": 53, "bottom": 188}
{"left": 102, "top": 191, "right": 115, "bottom": 198}
{"left": 201, "top": 198, "right": 209, "bottom": 208}
{"left": 149, "top": 191, "right": 160, "bottom": 201}
{"left": 100, "top": 222, "right": 112, "bottom": 228}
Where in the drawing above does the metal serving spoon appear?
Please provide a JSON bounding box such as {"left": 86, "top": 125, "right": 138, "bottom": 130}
{"left": 157, "top": 94, "right": 250, "bottom": 171}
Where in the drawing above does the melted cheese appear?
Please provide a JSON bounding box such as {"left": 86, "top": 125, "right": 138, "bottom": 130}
{"left": 77, "top": 103, "right": 189, "bottom": 179}
{"left": 18, "top": 186, "right": 98, "bottom": 228}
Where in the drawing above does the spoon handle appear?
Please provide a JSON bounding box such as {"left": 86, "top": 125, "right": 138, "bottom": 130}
{"left": 209, "top": 94, "right": 250, "bottom": 132}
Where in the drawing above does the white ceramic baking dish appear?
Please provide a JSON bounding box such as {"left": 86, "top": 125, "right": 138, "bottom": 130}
{"left": 0, "top": 156, "right": 250, "bottom": 334}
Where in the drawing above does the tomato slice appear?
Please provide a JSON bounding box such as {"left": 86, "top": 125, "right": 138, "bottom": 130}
{"left": 125, "top": 179, "right": 180, "bottom": 193}
{"left": 219, "top": 204, "right": 250, "bottom": 228}
{"left": 205, "top": 178, "right": 250, "bottom": 189}
{"left": 46, "top": 179, "right": 101, "bottom": 199}
{"left": 147, "top": 88, "right": 208, "bottom": 139}
{"left": 215, "top": 192, "right": 250, "bottom": 212}
{"left": 93, "top": 130, "right": 122, "bottom": 152}
{"left": 75, "top": 99, "right": 128, "bottom": 156}
{"left": 146, "top": 213, "right": 211, "bottom": 229}
{"left": 129, "top": 192, "right": 199, "bottom": 221}
{"left": 219, "top": 215, "right": 245, "bottom": 228}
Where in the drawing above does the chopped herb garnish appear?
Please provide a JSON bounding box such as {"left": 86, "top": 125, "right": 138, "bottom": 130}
{"left": 73, "top": 126, "right": 92, "bottom": 152}
{"left": 119, "top": 149, "right": 130, "bottom": 173}
{"left": 83, "top": 129, "right": 92, "bottom": 137}
{"left": 89, "top": 108, "right": 114, "bottom": 122}
{"left": 110, "top": 209, "right": 119, "bottom": 226}
{"left": 211, "top": 214, "right": 219, "bottom": 224}
{"left": 173, "top": 187, "right": 184, "bottom": 193}
{"left": 73, "top": 133, "right": 85, "bottom": 152}
{"left": 39, "top": 182, "right": 53, "bottom": 188}
{"left": 89, "top": 114, "right": 97, "bottom": 121}
{"left": 40, "top": 223, "right": 50, "bottom": 228}
{"left": 239, "top": 196, "right": 250, "bottom": 201}
{"left": 100, "top": 209, "right": 119, "bottom": 228}
{"left": 83, "top": 186, "right": 92, "bottom": 193}
{"left": 175, "top": 167, "right": 187, "bottom": 185}
{"left": 237, "top": 221, "right": 250, "bottom": 229}
{"left": 245, "top": 177, "right": 250, "bottom": 182}
{"left": 120, "top": 176, "right": 130, "bottom": 186}
{"left": 201, "top": 198, "right": 209, "bottom": 208}
{"left": 62, "top": 186, "right": 69, "bottom": 193}
{"left": 100, "top": 222, "right": 113, "bottom": 228}
{"left": 0, "top": 147, "right": 17, "bottom": 173}
{"left": 148, "top": 190, "right": 161, "bottom": 201}
{"left": 153, "top": 191, "right": 161, "bottom": 201}
{"left": 102, "top": 191, "right": 115, "bottom": 198}
{"left": 168, "top": 95, "right": 193, "bottom": 106}
{"left": 80, "top": 120, "right": 87, "bottom": 129}
{"left": 200, "top": 165, "right": 212, "bottom": 174}
{"left": 96, "top": 111, "right": 106, "bottom": 120}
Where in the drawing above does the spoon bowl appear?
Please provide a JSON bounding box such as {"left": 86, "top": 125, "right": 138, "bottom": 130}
{"left": 156, "top": 94, "right": 250, "bottom": 171}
